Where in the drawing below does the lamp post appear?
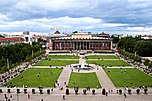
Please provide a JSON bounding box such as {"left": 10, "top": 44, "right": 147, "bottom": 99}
{"left": 16, "top": 87, "right": 19, "bottom": 101}
{"left": 7, "top": 41, "right": 10, "bottom": 74}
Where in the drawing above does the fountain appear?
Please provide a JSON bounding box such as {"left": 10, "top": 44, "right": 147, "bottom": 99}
{"left": 71, "top": 53, "right": 95, "bottom": 72}
{"left": 72, "top": 64, "right": 94, "bottom": 71}
{"left": 72, "top": 51, "right": 95, "bottom": 72}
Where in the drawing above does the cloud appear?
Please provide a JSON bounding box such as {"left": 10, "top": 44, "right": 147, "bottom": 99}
{"left": 127, "top": 27, "right": 145, "bottom": 31}
{"left": 0, "top": 16, "right": 130, "bottom": 33}
{"left": 127, "top": 27, "right": 152, "bottom": 33}
{"left": 0, "top": 0, "right": 152, "bottom": 34}
{"left": 102, "top": 23, "right": 128, "bottom": 27}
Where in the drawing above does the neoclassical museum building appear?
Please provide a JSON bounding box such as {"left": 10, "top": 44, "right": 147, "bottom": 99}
{"left": 49, "top": 31, "right": 112, "bottom": 52}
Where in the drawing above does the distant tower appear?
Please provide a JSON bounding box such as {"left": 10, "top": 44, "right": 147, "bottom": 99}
{"left": 51, "top": 26, "right": 69, "bottom": 34}
{"left": 23, "top": 31, "right": 32, "bottom": 45}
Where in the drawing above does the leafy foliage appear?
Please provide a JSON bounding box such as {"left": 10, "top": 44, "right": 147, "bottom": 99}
{"left": 0, "top": 43, "right": 45, "bottom": 73}
{"left": 118, "top": 36, "right": 152, "bottom": 56}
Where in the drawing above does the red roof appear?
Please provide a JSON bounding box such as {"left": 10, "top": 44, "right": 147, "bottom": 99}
{"left": 0, "top": 37, "right": 25, "bottom": 42}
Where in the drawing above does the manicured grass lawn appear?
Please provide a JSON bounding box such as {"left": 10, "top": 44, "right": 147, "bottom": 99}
{"left": 4, "top": 68, "right": 62, "bottom": 87}
{"left": 47, "top": 55, "right": 79, "bottom": 59}
{"left": 35, "top": 60, "right": 79, "bottom": 66}
{"left": 86, "top": 55, "right": 119, "bottom": 59}
{"left": 104, "top": 68, "right": 152, "bottom": 87}
{"left": 87, "top": 60, "right": 131, "bottom": 66}
{"left": 68, "top": 72, "right": 101, "bottom": 88}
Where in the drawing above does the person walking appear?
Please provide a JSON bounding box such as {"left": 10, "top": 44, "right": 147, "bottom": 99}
{"left": 28, "top": 94, "right": 30, "bottom": 99}
{"left": 124, "top": 93, "right": 126, "bottom": 98}
{"left": 106, "top": 91, "right": 108, "bottom": 96}
{"left": 63, "top": 95, "right": 65, "bottom": 100}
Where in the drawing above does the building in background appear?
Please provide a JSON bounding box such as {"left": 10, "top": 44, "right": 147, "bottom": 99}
{"left": 0, "top": 31, "right": 49, "bottom": 46}
{"left": 0, "top": 37, "right": 25, "bottom": 45}
{"left": 50, "top": 31, "right": 112, "bottom": 52}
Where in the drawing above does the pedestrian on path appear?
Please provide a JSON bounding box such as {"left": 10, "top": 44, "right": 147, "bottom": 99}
{"left": 106, "top": 91, "right": 108, "bottom": 96}
{"left": 10, "top": 95, "right": 13, "bottom": 99}
{"left": 124, "top": 93, "right": 126, "bottom": 98}
{"left": 63, "top": 95, "right": 66, "bottom": 100}
{"left": 28, "top": 94, "right": 30, "bottom": 99}
{"left": 51, "top": 88, "right": 53, "bottom": 92}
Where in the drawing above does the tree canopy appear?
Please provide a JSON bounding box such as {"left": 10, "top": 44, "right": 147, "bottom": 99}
{"left": 0, "top": 43, "right": 45, "bottom": 73}
{"left": 118, "top": 36, "right": 152, "bottom": 57}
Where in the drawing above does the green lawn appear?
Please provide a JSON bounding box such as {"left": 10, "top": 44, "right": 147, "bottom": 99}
{"left": 35, "top": 60, "right": 79, "bottom": 66}
{"left": 104, "top": 68, "right": 152, "bottom": 87}
{"left": 86, "top": 55, "right": 119, "bottom": 59}
{"left": 68, "top": 72, "right": 101, "bottom": 88}
{"left": 87, "top": 60, "right": 131, "bottom": 66}
{"left": 47, "top": 55, "right": 79, "bottom": 59}
{"left": 4, "top": 68, "right": 62, "bottom": 87}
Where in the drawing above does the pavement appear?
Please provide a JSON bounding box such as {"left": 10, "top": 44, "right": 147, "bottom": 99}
{"left": 0, "top": 52, "right": 152, "bottom": 101}
{"left": 0, "top": 92, "right": 152, "bottom": 101}
{"left": 57, "top": 66, "right": 71, "bottom": 88}
{"left": 96, "top": 68, "right": 116, "bottom": 90}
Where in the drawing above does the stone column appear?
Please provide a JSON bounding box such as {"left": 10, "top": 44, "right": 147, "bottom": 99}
{"left": 83, "top": 42, "right": 84, "bottom": 50}
{"left": 81, "top": 42, "right": 83, "bottom": 50}
{"left": 54, "top": 42, "right": 56, "bottom": 50}
{"left": 80, "top": 42, "right": 81, "bottom": 50}
{"left": 86, "top": 42, "right": 88, "bottom": 50}
{"left": 110, "top": 41, "right": 112, "bottom": 50}
{"left": 59, "top": 42, "right": 61, "bottom": 50}
{"left": 76, "top": 42, "right": 78, "bottom": 50}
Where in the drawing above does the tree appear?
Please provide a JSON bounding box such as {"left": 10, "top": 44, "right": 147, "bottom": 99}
{"left": 144, "top": 59, "right": 150, "bottom": 66}
{"left": 0, "top": 43, "right": 44, "bottom": 73}
{"left": 134, "top": 40, "right": 152, "bottom": 57}
{"left": 118, "top": 36, "right": 136, "bottom": 52}
{"left": 112, "top": 36, "right": 119, "bottom": 44}
{"left": 118, "top": 36, "right": 152, "bottom": 56}
{"left": 148, "top": 62, "right": 152, "bottom": 69}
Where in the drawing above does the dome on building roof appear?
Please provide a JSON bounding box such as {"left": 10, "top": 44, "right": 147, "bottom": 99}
{"left": 54, "top": 30, "right": 60, "bottom": 34}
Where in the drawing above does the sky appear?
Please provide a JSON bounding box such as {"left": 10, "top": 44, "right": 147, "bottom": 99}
{"left": 0, "top": 0, "right": 152, "bottom": 35}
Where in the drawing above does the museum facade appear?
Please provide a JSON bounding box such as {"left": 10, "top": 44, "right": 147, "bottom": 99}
{"left": 50, "top": 32, "right": 112, "bottom": 51}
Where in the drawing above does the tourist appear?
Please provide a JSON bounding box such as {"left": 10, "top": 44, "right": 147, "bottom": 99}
{"left": 106, "top": 91, "right": 108, "bottom": 96}
{"left": 28, "top": 94, "right": 30, "bottom": 99}
{"left": 64, "top": 82, "right": 66, "bottom": 85}
{"left": 4, "top": 94, "right": 7, "bottom": 100}
{"left": 51, "top": 88, "right": 53, "bottom": 92}
{"left": 10, "top": 95, "right": 13, "bottom": 99}
{"left": 108, "top": 89, "right": 111, "bottom": 93}
{"left": 124, "top": 93, "right": 126, "bottom": 98}
{"left": 57, "top": 83, "right": 59, "bottom": 86}
{"left": 60, "top": 87, "right": 63, "bottom": 90}
{"left": 111, "top": 89, "right": 113, "bottom": 93}
{"left": 63, "top": 95, "right": 65, "bottom": 100}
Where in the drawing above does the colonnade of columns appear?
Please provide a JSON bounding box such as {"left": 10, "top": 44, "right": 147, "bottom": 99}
{"left": 53, "top": 41, "right": 111, "bottom": 50}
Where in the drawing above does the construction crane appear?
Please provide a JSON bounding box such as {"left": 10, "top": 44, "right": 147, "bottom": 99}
{"left": 50, "top": 26, "right": 70, "bottom": 34}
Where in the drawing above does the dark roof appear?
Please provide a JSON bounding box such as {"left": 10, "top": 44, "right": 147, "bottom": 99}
{"left": 54, "top": 31, "right": 60, "bottom": 34}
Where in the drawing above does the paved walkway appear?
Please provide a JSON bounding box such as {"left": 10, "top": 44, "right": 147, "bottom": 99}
{"left": 96, "top": 68, "right": 116, "bottom": 91}
{"left": 1, "top": 52, "right": 152, "bottom": 101}
{"left": 0, "top": 93, "right": 152, "bottom": 101}
{"left": 57, "top": 66, "right": 71, "bottom": 88}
